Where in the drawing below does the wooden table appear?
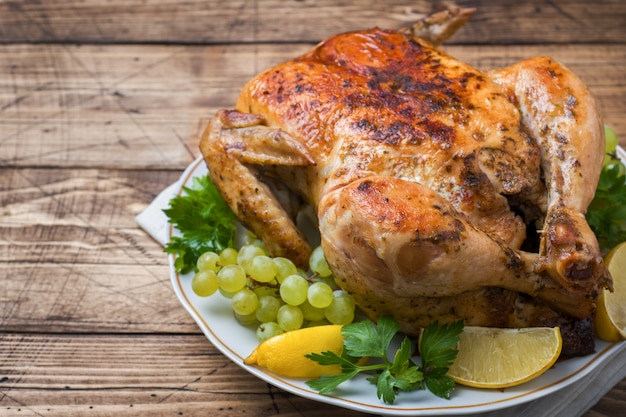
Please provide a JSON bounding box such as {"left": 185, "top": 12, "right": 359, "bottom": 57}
{"left": 1, "top": 1, "right": 625, "bottom": 416}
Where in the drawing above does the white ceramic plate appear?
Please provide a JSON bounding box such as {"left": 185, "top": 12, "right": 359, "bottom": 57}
{"left": 168, "top": 148, "right": 626, "bottom": 416}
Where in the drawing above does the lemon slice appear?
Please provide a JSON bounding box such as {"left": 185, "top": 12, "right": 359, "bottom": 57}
{"left": 244, "top": 325, "right": 346, "bottom": 378}
{"left": 594, "top": 241, "right": 626, "bottom": 342}
{"left": 447, "top": 326, "right": 562, "bottom": 389}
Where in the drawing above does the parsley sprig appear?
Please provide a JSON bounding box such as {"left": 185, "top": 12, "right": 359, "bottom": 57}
{"left": 163, "top": 174, "right": 238, "bottom": 274}
{"left": 588, "top": 152, "right": 626, "bottom": 253}
{"left": 305, "top": 316, "right": 463, "bottom": 404}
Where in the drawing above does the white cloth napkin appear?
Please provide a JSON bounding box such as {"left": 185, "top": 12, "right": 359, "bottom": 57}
{"left": 135, "top": 177, "right": 626, "bottom": 417}
{"left": 135, "top": 180, "right": 180, "bottom": 246}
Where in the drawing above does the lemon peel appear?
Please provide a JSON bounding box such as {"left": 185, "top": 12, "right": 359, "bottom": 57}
{"left": 244, "top": 325, "right": 346, "bottom": 378}
{"left": 595, "top": 241, "right": 626, "bottom": 342}
{"left": 446, "top": 326, "right": 562, "bottom": 389}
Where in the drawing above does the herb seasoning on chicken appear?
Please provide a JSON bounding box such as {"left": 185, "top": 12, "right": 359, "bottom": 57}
{"left": 200, "top": 6, "right": 611, "bottom": 357}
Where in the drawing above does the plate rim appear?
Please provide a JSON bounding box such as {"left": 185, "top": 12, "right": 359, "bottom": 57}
{"left": 167, "top": 151, "right": 626, "bottom": 416}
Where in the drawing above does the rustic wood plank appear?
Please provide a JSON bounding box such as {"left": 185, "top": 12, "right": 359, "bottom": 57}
{"left": 0, "top": 167, "right": 179, "bottom": 225}
{"left": 1, "top": 1, "right": 623, "bottom": 416}
{"left": 0, "top": 42, "right": 311, "bottom": 170}
{"left": 0, "top": 334, "right": 365, "bottom": 417}
{"left": 0, "top": 167, "right": 195, "bottom": 333}
{"left": 0, "top": 333, "right": 623, "bottom": 417}
{"left": 0, "top": 0, "right": 623, "bottom": 45}
{"left": 0, "top": 167, "right": 178, "bottom": 265}
{"left": 1, "top": 262, "right": 196, "bottom": 333}
{"left": 1, "top": 43, "right": 624, "bottom": 170}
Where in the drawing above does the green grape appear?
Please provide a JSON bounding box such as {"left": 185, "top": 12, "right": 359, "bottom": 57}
{"left": 197, "top": 251, "right": 220, "bottom": 272}
{"left": 237, "top": 227, "right": 257, "bottom": 247}
{"left": 231, "top": 288, "right": 259, "bottom": 315}
{"left": 197, "top": 237, "right": 352, "bottom": 332}
{"left": 314, "top": 275, "right": 339, "bottom": 290}
{"left": 238, "top": 244, "right": 266, "bottom": 270}
{"left": 256, "top": 322, "right": 283, "bottom": 342}
{"left": 277, "top": 304, "right": 304, "bottom": 331}
{"left": 217, "top": 264, "right": 247, "bottom": 293}
{"left": 219, "top": 247, "right": 239, "bottom": 266}
{"left": 219, "top": 288, "right": 237, "bottom": 299}
{"left": 246, "top": 255, "right": 278, "bottom": 283}
{"left": 325, "top": 291, "right": 355, "bottom": 325}
{"left": 273, "top": 257, "right": 298, "bottom": 283}
{"left": 309, "top": 246, "right": 332, "bottom": 277}
{"left": 253, "top": 285, "right": 279, "bottom": 298}
{"left": 605, "top": 125, "right": 618, "bottom": 154}
{"left": 299, "top": 299, "right": 327, "bottom": 322}
{"left": 306, "top": 319, "right": 331, "bottom": 328}
{"left": 307, "top": 281, "right": 333, "bottom": 308}
{"left": 255, "top": 295, "right": 282, "bottom": 323}
{"left": 251, "top": 239, "right": 268, "bottom": 252}
{"left": 234, "top": 311, "right": 258, "bottom": 326}
{"left": 279, "top": 274, "right": 309, "bottom": 306}
{"left": 191, "top": 270, "right": 219, "bottom": 297}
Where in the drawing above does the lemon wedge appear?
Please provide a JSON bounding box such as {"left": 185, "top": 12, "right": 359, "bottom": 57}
{"left": 447, "top": 326, "right": 562, "bottom": 389}
{"left": 244, "top": 325, "right": 346, "bottom": 378}
{"left": 594, "top": 241, "right": 626, "bottom": 342}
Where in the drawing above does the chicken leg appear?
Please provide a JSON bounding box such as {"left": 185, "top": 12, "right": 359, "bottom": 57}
{"left": 488, "top": 57, "right": 612, "bottom": 295}
{"left": 318, "top": 176, "right": 594, "bottom": 322}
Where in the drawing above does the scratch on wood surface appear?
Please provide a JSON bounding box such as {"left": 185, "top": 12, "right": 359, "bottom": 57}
{"left": 267, "top": 381, "right": 281, "bottom": 414}
{"left": 0, "top": 390, "right": 46, "bottom": 417}
{"left": 1, "top": 169, "right": 172, "bottom": 309}
{"left": 6, "top": 0, "right": 56, "bottom": 42}
{"left": 62, "top": 44, "right": 167, "bottom": 162}
{"left": 0, "top": 264, "right": 35, "bottom": 328}
{"left": 1, "top": 94, "right": 27, "bottom": 111}
{"left": 0, "top": 44, "right": 191, "bottom": 166}
{"left": 546, "top": 0, "right": 585, "bottom": 25}
{"left": 172, "top": 128, "right": 196, "bottom": 161}
{"left": 155, "top": 367, "right": 224, "bottom": 405}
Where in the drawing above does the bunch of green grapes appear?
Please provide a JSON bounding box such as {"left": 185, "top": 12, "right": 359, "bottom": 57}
{"left": 190, "top": 242, "right": 356, "bottom": 342}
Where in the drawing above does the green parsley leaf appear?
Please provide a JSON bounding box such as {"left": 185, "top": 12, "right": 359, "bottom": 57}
{"left": 423, "top": 375, "right": 456, "bottom": 400}
{"left": 419, "top": 320, "right": 463, "bottom": 399}
{"left": 163, "top": 174, "right": 238, "bottom": 274}
{"left": 306, "top": 316, "right": 463, "bottom": 405}
{"left": 306, "top": 369, "right": 361, "bottom": 395}
{"left": 368, "top": 337, "right": 425, "bottom": 403}
{"left": 343, "top": 315, "right": 399, "bottom": 358}
{"left": 375, "top": 369, "right": 399, "bottom": 404}
{"left": 305, "top": 349, "right": 360, "bottom": 369}
{"left": 588, "top": 153, "right": 626, "bottom": 253}
{"left": 389, "top": 338, "right": 424, "bottom": 390}
{"left": 389, "top": 337, "right": 414, "bottom": 374}
{"left": 306, "top": 348, "right": 372, "bottom": 394}
{"left": 420, "top": 320, "right": 463, "bottom": 370}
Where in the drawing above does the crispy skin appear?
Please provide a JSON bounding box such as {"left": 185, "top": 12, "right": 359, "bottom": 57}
{"left": 201, "top": 25, "right": 610, "bottom": 356}
{"left": 238, "top": 29, "right": 541, "bottom": 247}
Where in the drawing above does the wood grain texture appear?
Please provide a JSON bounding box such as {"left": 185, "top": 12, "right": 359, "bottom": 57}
{"left": 0, "top": 168, "right": 194, "bottom": 333}
{"left": 1, "top": 1, "right": 625, "bottom": 416}
{"left": 0, "top": 333, "right": 624, "bottom": 416}
{"left": 1, "top": 43, "right": 624, "bottom": 170}
{"left": 0, "top": 334, "right": 364, "bottom": 417}
{"left": 0, "top": 0, "right": 623, "bottom": 45}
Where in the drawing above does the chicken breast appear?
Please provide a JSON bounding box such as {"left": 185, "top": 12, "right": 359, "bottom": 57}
{"left": 200, "top": 7, "right": 610, "bottom": 356}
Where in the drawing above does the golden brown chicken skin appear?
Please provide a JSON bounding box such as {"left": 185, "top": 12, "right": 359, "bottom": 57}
{"left": 200, "top": 12, "right": 610, "bottom": 356}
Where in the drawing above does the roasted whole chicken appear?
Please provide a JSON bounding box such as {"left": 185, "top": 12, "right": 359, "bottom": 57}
{"left": 200, "top": 6, "right": 612, "bottom": 356}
